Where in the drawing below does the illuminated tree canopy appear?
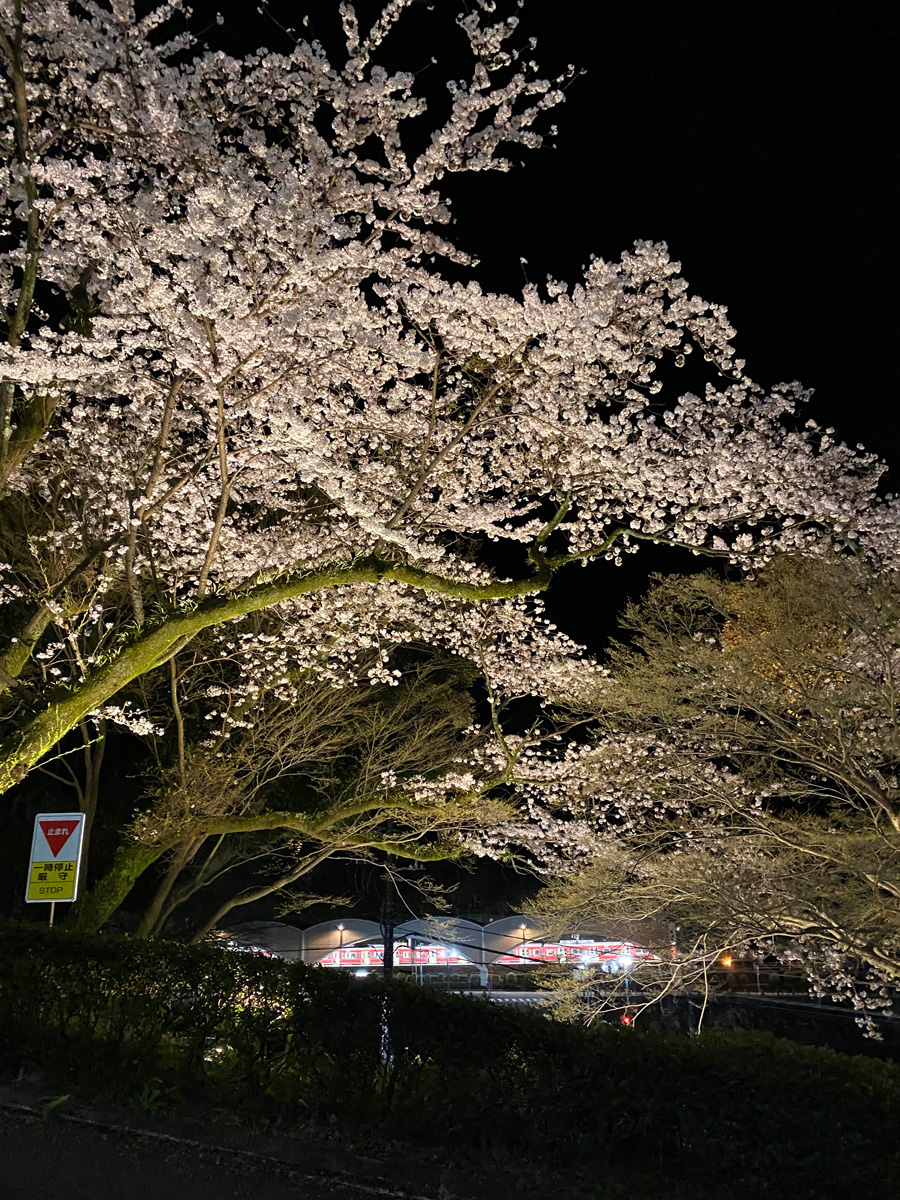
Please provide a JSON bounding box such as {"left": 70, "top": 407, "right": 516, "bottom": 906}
{"left": 1, "top": 0, "right": 895, "bottom": 839}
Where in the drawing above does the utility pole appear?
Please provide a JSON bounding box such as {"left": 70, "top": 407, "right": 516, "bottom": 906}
{"left": 381, "top": 869, "right": 395, "bottom": 981}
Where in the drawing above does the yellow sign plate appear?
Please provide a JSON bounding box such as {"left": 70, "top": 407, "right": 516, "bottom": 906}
{"left": 27, "top": 860, "right": 79, "bottom": 902}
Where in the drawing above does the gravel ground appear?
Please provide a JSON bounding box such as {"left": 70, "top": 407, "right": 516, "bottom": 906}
{"left": 0, "top": 1106, "right": 432, "bottom": 1200}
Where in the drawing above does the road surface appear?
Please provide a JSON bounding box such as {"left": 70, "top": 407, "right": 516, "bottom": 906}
{"left": 0, "top": 1105, "right": 430, "bottom": 1200}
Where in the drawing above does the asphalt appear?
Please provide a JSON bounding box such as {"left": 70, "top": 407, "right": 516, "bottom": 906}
{"left": 0, "top": 1104, "right": 426, "bottom": 1200}
{"left": 0, "top": 1079, "right": 593, "bottom": 1200}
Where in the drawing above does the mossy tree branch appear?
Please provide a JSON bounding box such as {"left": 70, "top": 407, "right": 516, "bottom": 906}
{"left": 73, "top": 807, "right": 465, "bottom": 934}
{"left": 0, "top": 553, "right": 565, "bottom": 795}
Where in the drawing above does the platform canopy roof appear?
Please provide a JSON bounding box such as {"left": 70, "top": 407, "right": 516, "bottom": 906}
{"left": 218, "top": 915, "right": 672, "bottom": 966}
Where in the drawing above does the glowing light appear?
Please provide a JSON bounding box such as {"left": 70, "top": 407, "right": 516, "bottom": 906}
{"left": 721, "top": 956, "right": 733, "bottom": 968}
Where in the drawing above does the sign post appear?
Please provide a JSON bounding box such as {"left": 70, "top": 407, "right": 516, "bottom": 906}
{"left": 25, "top": 812, "right": 86, "bottom": 924}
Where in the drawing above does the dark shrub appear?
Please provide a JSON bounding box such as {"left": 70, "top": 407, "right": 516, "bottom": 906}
{"left": 1, "top": 922, "right": 897, "bottom": 1198}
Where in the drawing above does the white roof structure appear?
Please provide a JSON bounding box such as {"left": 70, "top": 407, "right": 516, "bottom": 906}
{"left": 219, "top": 914, "right": 666, "bottom": 966}
{"left": 297, "top": 918, "right": 383, "bottom": 964}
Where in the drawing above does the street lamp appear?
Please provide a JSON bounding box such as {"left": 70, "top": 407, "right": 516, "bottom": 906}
{"left": 518, "top": 923, "right": 529, "bottom": 985}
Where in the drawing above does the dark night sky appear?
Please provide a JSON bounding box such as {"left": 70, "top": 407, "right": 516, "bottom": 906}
{"left": 210, "top": 0, "right": 898, "bottom": 648}
{"left": 451, "top": 0, "right": 897, "bottom": 452}
{"left": 442, "top": 0, "right": 900, "bottom": 644}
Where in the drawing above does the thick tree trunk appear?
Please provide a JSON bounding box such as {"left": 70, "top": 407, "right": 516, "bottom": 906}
{"left": 151, "top": 834, "right": 229, "bottom": 937}
{"left": 70, "top": 841, "right": 170, "bottom": 933}
{"left": 187, "top": 846, "right": 337, "bottom": 944}
{"left": 135, "top": 837, "right": 203, "bottom": 939}
{"left": 77, "top": 719, "right": 105, "bottom": 887}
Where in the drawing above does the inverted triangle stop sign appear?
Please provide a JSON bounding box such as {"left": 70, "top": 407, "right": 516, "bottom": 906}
{"left": 39, "top": 818, "right": 80, "bottom": 858}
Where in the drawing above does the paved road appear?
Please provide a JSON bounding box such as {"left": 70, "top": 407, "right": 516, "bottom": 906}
{"left": 0, "top": 1106, "right": 427, "bottom": 1200}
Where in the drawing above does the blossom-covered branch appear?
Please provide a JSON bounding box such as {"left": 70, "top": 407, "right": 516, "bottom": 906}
{"left": 1, "top": 2, "right": 895, "bottom": 811}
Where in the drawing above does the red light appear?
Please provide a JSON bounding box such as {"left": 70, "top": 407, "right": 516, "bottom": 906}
{"left": 620, "top": 1013, "right": 633, "bottom": 1026}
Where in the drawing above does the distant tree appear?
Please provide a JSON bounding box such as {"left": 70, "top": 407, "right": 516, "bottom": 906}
{"left": 540, "top": 556, "right": 900, "bottom": 1026}
{"left": 0, "top": 0, "right": 892, "bottom": 806}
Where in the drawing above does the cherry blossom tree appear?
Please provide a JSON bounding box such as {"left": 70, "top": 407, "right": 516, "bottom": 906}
{"left": 539, "top": 556, "right": 900, "bottom": 1027}
{"left": 1, "top": 0, "right": 895, "bottom": 809}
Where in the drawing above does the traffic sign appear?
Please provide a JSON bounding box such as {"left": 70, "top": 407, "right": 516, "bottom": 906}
{"left": 25, "top": 812, "right": 85, "bottom": 904}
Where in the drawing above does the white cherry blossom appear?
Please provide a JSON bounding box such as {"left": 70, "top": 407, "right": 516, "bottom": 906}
{"left": 0, "top": 1, "right": 896, "bottom": 799}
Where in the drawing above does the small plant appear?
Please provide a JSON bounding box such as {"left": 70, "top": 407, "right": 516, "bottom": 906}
{"left": 135, "top": 1079, "right": 178, "bottom": 1112}
{"left": 39, "top": 1093, "right": 70, "bottom": 1117}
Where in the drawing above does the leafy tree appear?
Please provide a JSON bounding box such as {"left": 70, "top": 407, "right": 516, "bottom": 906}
{"left": 540, "top": 556, "right": 900, "bottom": 1024}
{"left": 0, "top": 0, "right": 891, "bottom": 805}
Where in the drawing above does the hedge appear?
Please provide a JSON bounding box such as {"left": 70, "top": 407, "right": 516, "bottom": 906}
{"left": 1, "top": 922, "right": 898, "bottom": 1198}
